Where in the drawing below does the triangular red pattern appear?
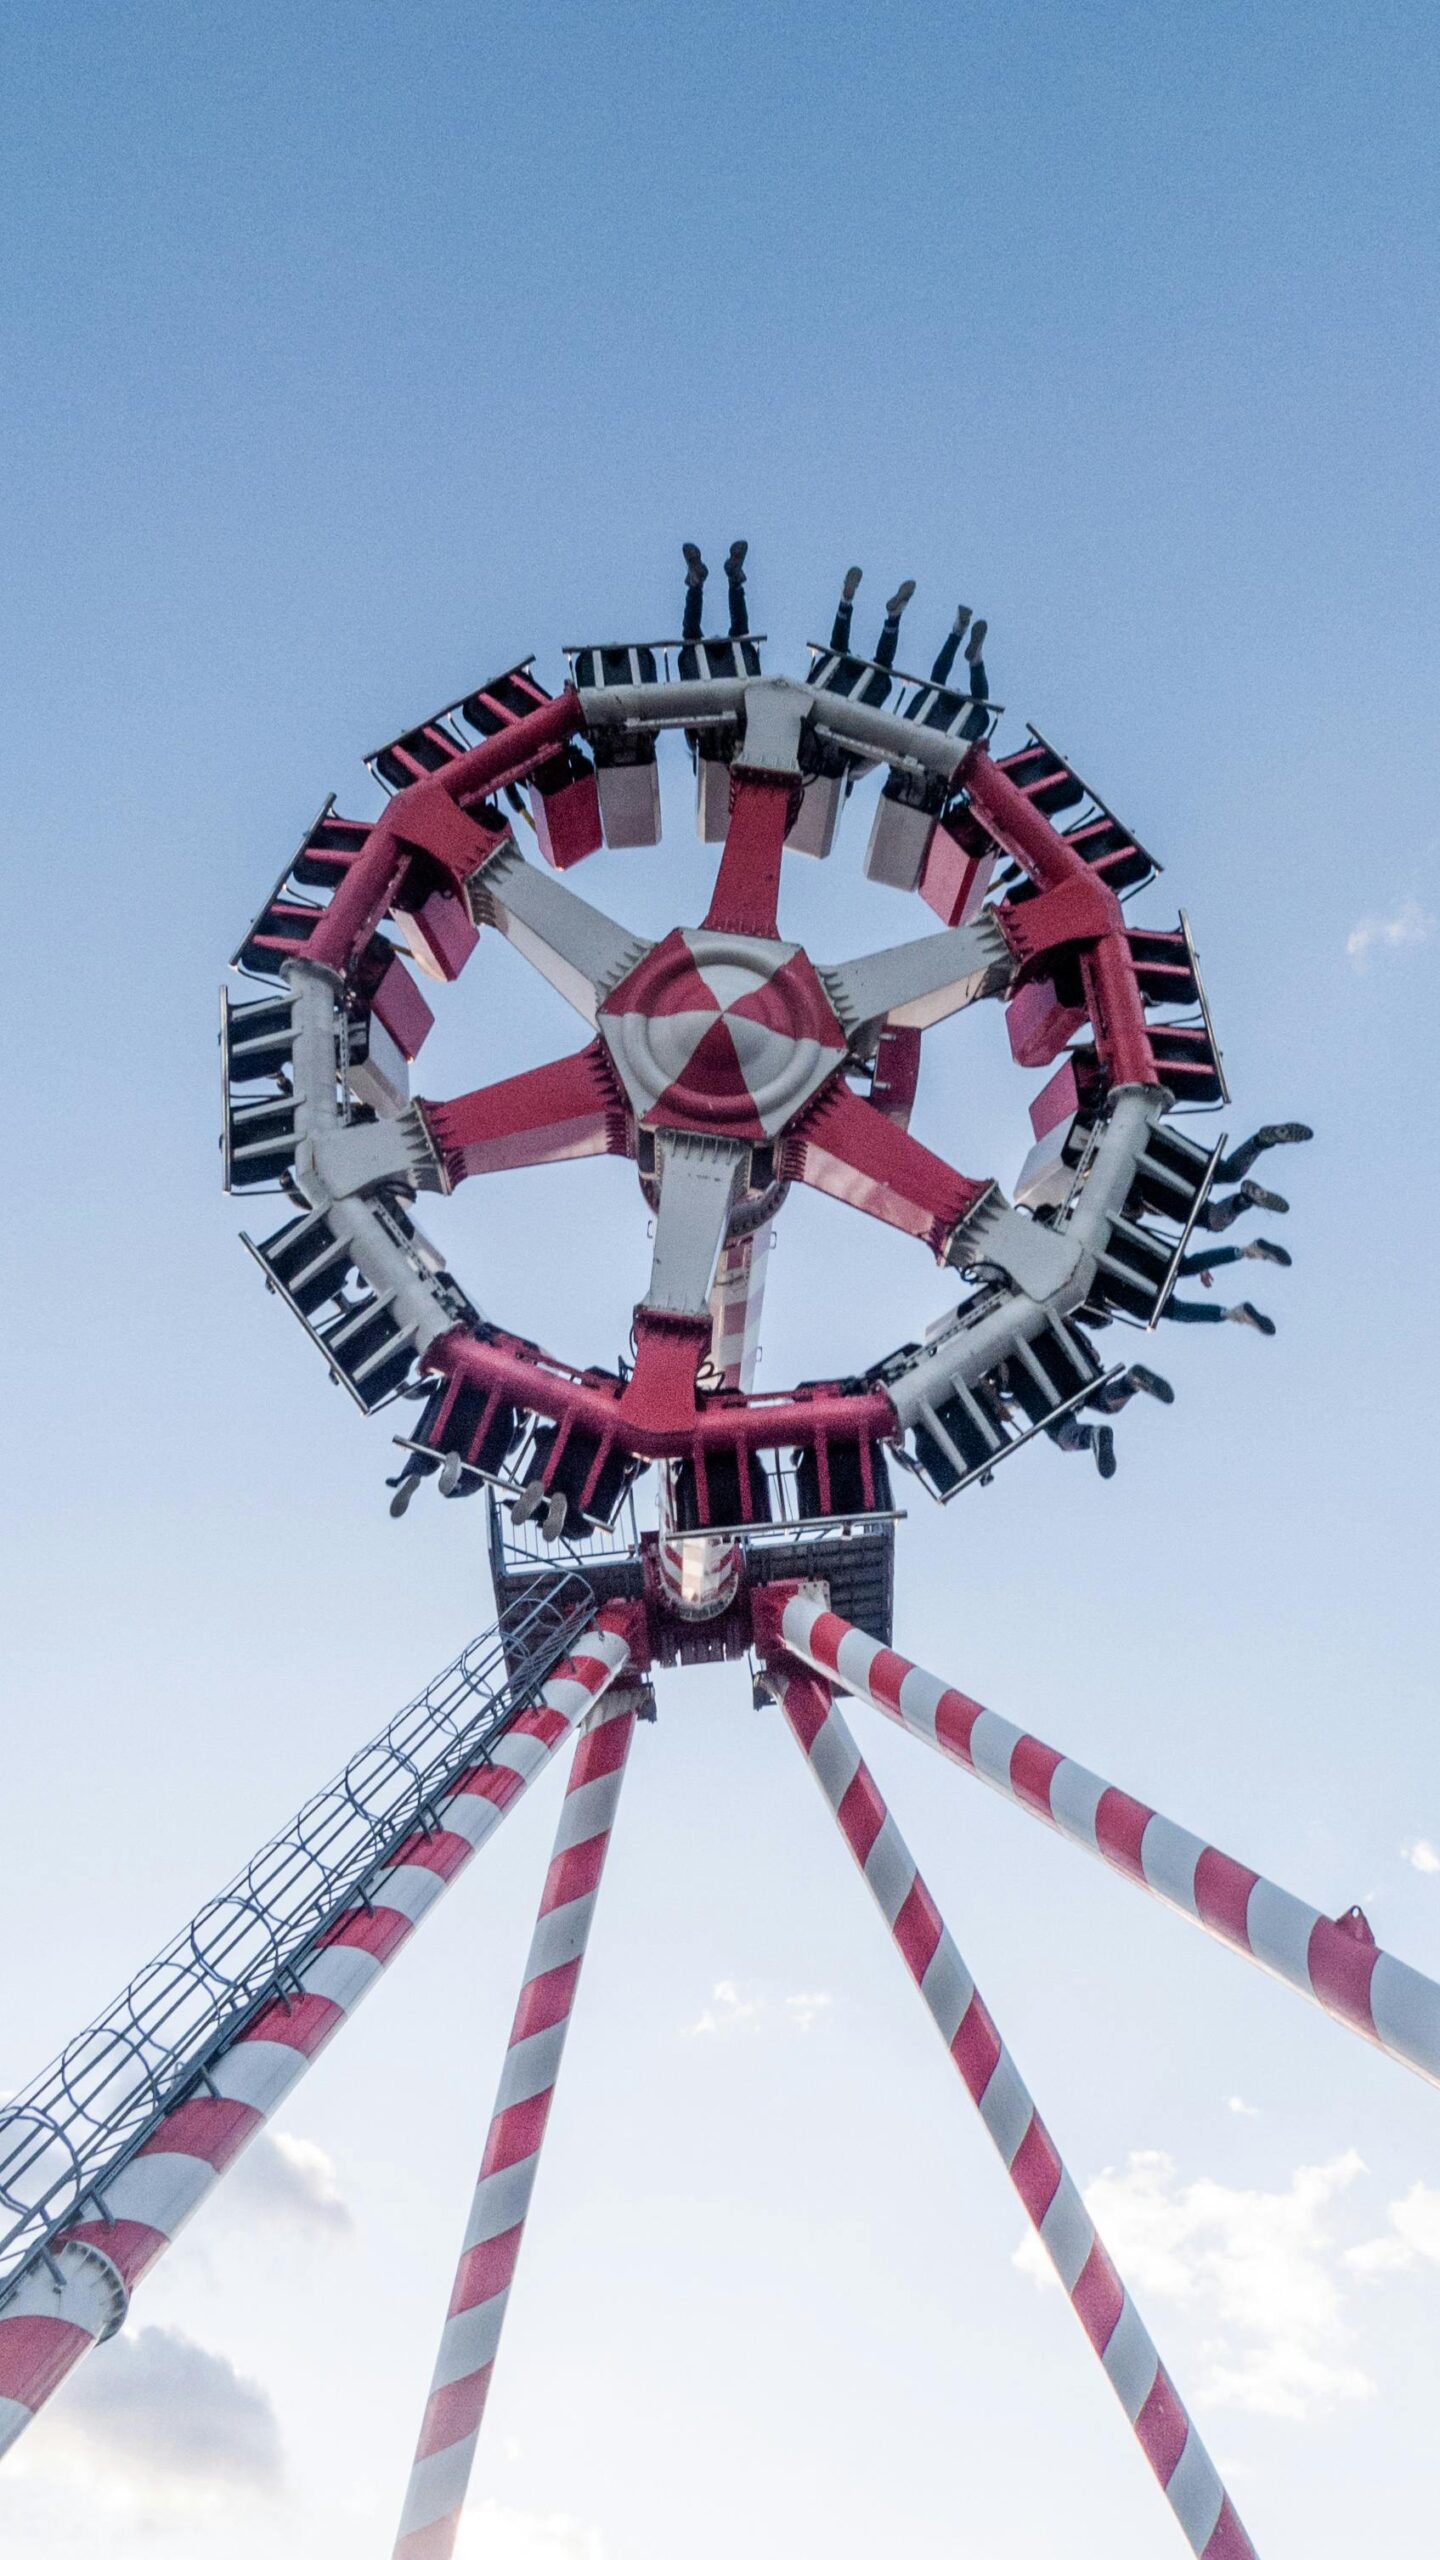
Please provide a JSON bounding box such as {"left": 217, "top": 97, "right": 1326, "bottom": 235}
{"left": 604, "top": 930, "right": 719, "bottom": 1020}
{"left": 728, "top": 951, "right": 844, "bottom": 1047}
{"left": 651, "top": 1017, "right": 767, "bottom": 1138}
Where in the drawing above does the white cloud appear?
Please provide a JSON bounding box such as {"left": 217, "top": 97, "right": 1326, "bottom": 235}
{"left": 1402, "top": 1838, "right": 1440, "bottom": 1874}
{"left": 1014, "top": 2149, "right": 1373, "bottom": 2419}
{"left": 1227, "top": 2096, "right": 1260, "bottom": 2117}
{"left": 456, "top": 2498, "right": 606, "bottom": 2559}
{"left": 36, "top": 2323, "right": 282, "bottom": 2508}
{"left": 1346, "top": 897, "right": 1434, "bottom": 967}
{"left": 686, "top": 1980, "right": 833, "bottom": 2038}
{"left": 1347, "top": 2182, "right": 1440, "bottom": 2279}
{"left": 229, "top": 2129, "right": 353, "bottom": 2237}
{"left": 783, "top": 1990, "right": 834, "bottom": 2033}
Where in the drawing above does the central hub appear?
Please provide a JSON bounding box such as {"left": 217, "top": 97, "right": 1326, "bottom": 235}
{"left": 598, "top": 927, "right": 848, "bottom": 1140}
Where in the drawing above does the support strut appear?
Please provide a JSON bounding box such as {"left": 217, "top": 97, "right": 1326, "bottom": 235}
{"left": 0, "top": 1607, "right": 642, "bottom": 2458}
{"left": 393, "top": 1692, "right": 638, "bottom": 2560}
{"left": 761, "top": 1590, "right": 1440, "bottom": 2093}
{"left": 774, "top": 1665, "right": 1257, "bottom": 2560}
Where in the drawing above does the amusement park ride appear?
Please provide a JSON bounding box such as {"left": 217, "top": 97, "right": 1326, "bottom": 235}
{"left": 3, "top": 550, "right": 1436, "bottom": 2558}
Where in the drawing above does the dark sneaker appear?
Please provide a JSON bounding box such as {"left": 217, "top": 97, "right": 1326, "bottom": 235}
{"left": 1244, "top": 1238, "right": 1292, "bottom": 1266}
{"left": 841, "top": 564, "right": 863, "bottom": 601}
{"left": 388, "top": 1472, "right": 422, "bottom": 1518}
{"left": 1126, "top": 1364, "right": 1175, "bottom": 1403}
{"left": 885, "top": 578, "right": 917, "bottom": 616}
{"left": 965, "top": 617, "right": 989, "bottom": 661}
{"left": 682, "top": 542, "right": 707, "bottom": 586}
{"left": 1258, "top": 1122, "right": 1312, "bottom": 1147}
{"left": 540, "top": 1492, "right": 570, "bottom": 1541}
{"left": 1094, "top": 1424, "right": 1118, "bottom": 1479}
{"left": 1228, "top": 1302, "right": 1277, "bottom": 1336}
{"left": 437, "top": 1450, "right": 464, "bottom": 1497}
{"left": 724, "top": 540, "right": 748, "bottom": 582}
{"left": 1239, "top": 1179, "right": 1290, "bottom": 1215}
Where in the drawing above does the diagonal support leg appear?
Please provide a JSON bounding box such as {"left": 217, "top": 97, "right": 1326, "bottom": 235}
{"left": 392, "top": 1691, "right": 639, "bottom": 2560}
{"left": 773, "top": 1665, "right": 1257, "bottom": 2560}
{"left": 0, "top": 1606, "right": 642, "bottom": 2461}
{"left": 759, "top": 1589, "right": 1440, "bottom": 2096}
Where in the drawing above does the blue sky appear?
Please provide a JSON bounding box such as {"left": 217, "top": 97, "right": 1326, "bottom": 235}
{"left": 2, "top": 1, "right": 1438, "bottom": 2553}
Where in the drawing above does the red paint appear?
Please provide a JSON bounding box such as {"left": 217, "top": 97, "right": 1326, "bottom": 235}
{"left": 1306, "top": 1917, "right": 1382, "bottom": 2042}
{"left": 836, "top": 1764, "right": 887, "bottom": 1865}
{"left": 306, "top": 691, "right": 584, "bottom": 974}
{"left": 414, "top": 2363, "right": 494, "bottom": 2460}
{"left": 510, "top": 1960, "right": 583, "bottom": 2044}
{"left": 138, "top": 2096, "right": 261, "bottom": 2172}
{"left": 892, "top": 1877, "right": 944, "bottom": 1982}
{"left": 370, "top": 954, "right": 436, "bottom": 1060}
{"left": 397, "top": 886, "right": 480, "bottom": 984}
{"left": 919, "top": 820, "right": 994, "bottom": 928}
{"left": 0, "top": 2314, "right": 95, "bottom": 2406}
{"left": 1009, "top": 1736, "right": 1064, "bottom": 1820}
{"left": 933, "top": 1689, "right": 984, "bottom": 1763}
{"left": 421, "top": 1044, "right": 628, "bottom": 1185}
{"left": 950, "top": 1992, "right": 1002, "bottom": 2102}
{"left": 1010, "top": 2118, "right": 1063, "bottom": 2226}
{"left": 702, "top": 772, "right": 793, "bottom": 936}
{"left": 1193, "top": 1848, "right": 1260, "bottom": 1949}
{"left": 1092, "top": 1788, "right": 1154, "bottom": 1881}
{"left": 1006, "top": 976, "right": 1089, "bottom": 1070}
{"left": 450, "top": 2222, "right": 524, "bottom": 2316}
{"left": 1134, "top": 2366, "right": 1190, "bottom": 2486}
{"left": 784, "top": 1081, "right": 991, "bottom": 1257}
{"left": 480, "top": 2091, "right": 554, "bottom": 2178}
{"left": 870, "top": 1023, "right": 921, "bottom": 1129}
{"left": 1028, "top": 1058, "right": 1081, "bottom": 1141}
{"left": 1070, "top": 2241, "right": 1126, "bottom": 2353}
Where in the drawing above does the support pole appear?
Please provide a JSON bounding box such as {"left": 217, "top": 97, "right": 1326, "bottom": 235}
{"left": 774, "top": 1664, "right": 1257, "bottom": 2560}
{"left": 0, "top": 1610, "right": 641, "bottom": 2460}
{"left": 759, "top": 1589, "right": 1440, "bottom": 2095}
{"left": 392, "top": 1692, "right": 638, "bottom": 2560}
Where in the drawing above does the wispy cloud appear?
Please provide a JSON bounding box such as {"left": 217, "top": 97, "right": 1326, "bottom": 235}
{"left": 229, "top": 2129, "right": 353, "bottom": 2237}
{"left": 1014, "top": 2149, "right": 1374, "bottom": 2419}
{"left": 1346, "top": 897, "right": 1434, "bottom": 967}
{"left": 39, "top": 2323, "right": 282, "bottom": 2507}
{"left": 1227, "top": 2095, "right": 1261, "bottom": 2117}
{"left": 1346, "top": 2182, "right": 1440, "bottom": 2279}
{"left": 686, "top": 1980, "right": 833, "bottom": 2038}
{"left": 1402, "top": 1839, "right": 1440, "bottom": 1875}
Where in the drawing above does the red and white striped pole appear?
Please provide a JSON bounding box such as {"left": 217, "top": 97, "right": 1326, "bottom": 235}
{"left": 775, "top": 1664, "right": 1257, "bottom": 2560}
{"left": 392, "top": 1691, "right": 638, "bottom": 2560}
{"left": 0, "top": 1609, "right": 641, "bottom": 2459}
{"left": 760, "top": 1589, "right": 1440, "bottom": 2094}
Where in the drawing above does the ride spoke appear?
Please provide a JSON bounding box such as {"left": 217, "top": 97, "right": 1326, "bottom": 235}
{"left": 784, "top": 1081, "right": 993, "bottom": 1259}
{"left": 820, "top": 912, "right": 1013, "bottom": 1037}
{"left": 417, "top": 1045, "right": 630, "bottom": 1186}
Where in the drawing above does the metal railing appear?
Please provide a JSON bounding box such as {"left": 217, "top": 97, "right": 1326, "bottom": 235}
{"left": 0, "top": 1575, "right": 597, "bottom": 2304}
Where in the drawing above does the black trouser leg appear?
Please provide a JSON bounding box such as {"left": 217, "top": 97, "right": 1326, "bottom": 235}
{"left": 1179, "top": 1245, "right": 1242, "bottom": 1277}
{"left": 875, "top": 612, "right": 901, "bottom": 669}
{"left": 728, "top": 577, "right": 749, "bottom": 639}
{"left": 1161, "top": 1297, "right": 1227, "bottom": 1324}
{"left": 682, "top": 581, "right": 704, "bottom": 644}
{"left": 830, "top": 599, "right": 854, "bottom": 652}
{"left": 930, "top": 630, "right": 960, "bottom": 686}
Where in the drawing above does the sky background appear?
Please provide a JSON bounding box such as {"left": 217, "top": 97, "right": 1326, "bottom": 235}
{"left": 2, "top": 0, "right": 1438, "bottom": 2552}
